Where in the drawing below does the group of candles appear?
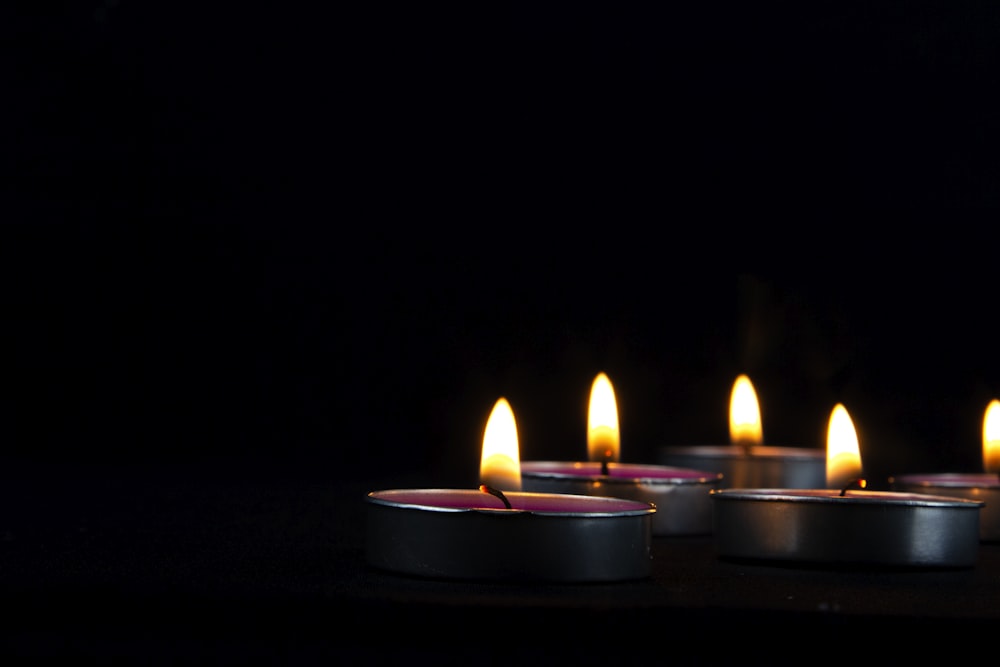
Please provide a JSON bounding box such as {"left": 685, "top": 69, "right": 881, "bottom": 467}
{"left": 366, "top": 373, "right": 1000, "bottom": 582}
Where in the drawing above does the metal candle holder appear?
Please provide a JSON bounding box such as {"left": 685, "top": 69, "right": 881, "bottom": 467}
{"left": 658, "top": 444, "right": 825, "bottom": 488}
{"left": 890, "top": 473, "right": 1000, "bottom": 542}
{"left": 366, "top": 488, "right": 655, "bottom": 582}
{"left": 711, "top": 488, "right": 984, "bottom": 568}
{"left": 520, "top": 461, "right": 722, "bottom": 536}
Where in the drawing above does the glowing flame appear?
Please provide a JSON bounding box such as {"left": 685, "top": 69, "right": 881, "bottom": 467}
{"left": 480, "top": 397, "right": 522, "bottom": 491}
{"left": 983, "top": 399, "right": 1000, "bottom": 474}
{"left": 587, "top": 372, "right": 620, "bottom": 464}
{"left": 729, "top": 374, "right": 763, "bottom": 447}
{"left": 826, "top": 403, "right": 863, "bottom": 489}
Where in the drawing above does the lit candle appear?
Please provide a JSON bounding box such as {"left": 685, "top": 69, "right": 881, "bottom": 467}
{"left": 825, "top": 402, "right": 864, "bottom": 490}
{"left": 520, "top": 372, "right": 723, "bottom": 536}
{"left": 710, "top": 403, "right": 985, "bottom": 568}
{"left": 365, "top": 397, "right": 656, "bottom": 582}
{"left": 989, "top": 399, "right": 1000, "bottom": 472}
{"left": 657, "top": 374, "right": 826, "bottom": 488}
{"left": 889, "top": 399, "right": 1000, "bottom": 542}
{"left": 478, "top": 397, "right": 522, "bottom": 492}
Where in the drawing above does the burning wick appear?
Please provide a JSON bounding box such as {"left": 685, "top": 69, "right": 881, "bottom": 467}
{"left": 479, "top": 484, "right": 512, "bottom": 509}
{"left": 839, "top": 478, "right": 867, "bottom": 497}
{"left": 600, "top": 459, "right": 610, "bottom": 476}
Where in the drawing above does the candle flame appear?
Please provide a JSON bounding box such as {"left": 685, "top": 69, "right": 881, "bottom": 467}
{"left": 826, "top": 403, "right": 863, "bottom": 489}
{"left": 587, "top": 372, "right": 620, "bottom": 464}
{"left": 983, "top": 399, "right": 1000, "bottom": 474}
{"left": 480, "top": 397, "right": 522, "bottom": 491}
{"left": 729, "top": 374, "right": 763, "bottom": 447}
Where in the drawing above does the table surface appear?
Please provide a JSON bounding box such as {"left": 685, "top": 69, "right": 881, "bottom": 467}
{"left": 3, "top": 460, "right": 998, "bottom": 663}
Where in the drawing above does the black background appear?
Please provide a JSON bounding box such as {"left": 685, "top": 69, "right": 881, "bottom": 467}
{"left": 6, "top": 3, "right": 1000, "bottom": 487}
{"left": 5, "top": 4, "right": 1000, "bottom": 662}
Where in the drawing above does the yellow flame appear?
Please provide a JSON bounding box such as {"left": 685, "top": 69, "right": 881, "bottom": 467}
{"left": 983, "top": 399, "right": 1000, "bottom": 474}
{"left": 587, "top": 372, "right": 620, "bottom": 464}
{"left": 480, "top": 397, "right": 522, "bottom": 491}
{"left": 729, "top": 374, "right": 763, "bottom": 446}
{"left": 826, "top": 403, "right": 863, "bottom": 489}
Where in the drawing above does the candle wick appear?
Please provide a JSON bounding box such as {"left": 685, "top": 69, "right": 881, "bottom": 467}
{"left": 479, "top": 484, "right": 512, "bottom": 509}
{"left": 839, "top": 478, "right": 867, "bottom": 497}
{"left": 601, "top": 460, "right": 609, "bottom": 476}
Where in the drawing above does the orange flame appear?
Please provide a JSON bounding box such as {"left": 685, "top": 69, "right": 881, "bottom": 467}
{"left": 479, "top": 397, "right": 522, "bottom": 491}
{"left": 729, "top": 374, "right": 763, "bottom": 447}
{"left": 826, "top": 403, "right": 863, "bottom": 489}
{"left": 984, "top": 399, "right": 1000, "bottom": 474}
{"left": 587, "top": 372, "right": 620, "bottom": 464}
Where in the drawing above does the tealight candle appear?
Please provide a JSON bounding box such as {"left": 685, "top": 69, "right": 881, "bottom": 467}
{"left": 657, "top": 375, "right": 826, "bottom": 488}
{"left": 889, "top": 399, "right": 1000, "bottom": 542}
{"left": 520, "top": 373, "right": 722, "bottom": 536}
{"left": 711, "top": 403, "right": 985, "bottom": 568}
{"left": 365, "top": 397, "right": 656, "bottom": 582}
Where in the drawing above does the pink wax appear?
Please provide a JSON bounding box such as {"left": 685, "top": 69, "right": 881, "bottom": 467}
{"left": 520, "top": 460, "right": 718, "bottom": 481}
{"left": 366, "top": 488, "right": 654, "bottom": 514}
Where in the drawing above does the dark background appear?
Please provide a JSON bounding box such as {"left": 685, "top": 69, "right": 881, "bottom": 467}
{"left": 5, "top": 3, "right": 1000, "bottom": 487}
{"left": 4, "top": 5, "right": 1000, "bottom": 662}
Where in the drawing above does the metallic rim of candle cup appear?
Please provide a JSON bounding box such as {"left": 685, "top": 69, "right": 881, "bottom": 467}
{"left": 889, "top": 474, "right": 1000, "bottom": 489}
{"left": 520, "top": 461, "right": 723, "bottom": 486}
{"left": 365, "top": 489, "right": 656, "bottom": 517}
{"left": 659, "top": 445, "right": 825, "bottom": 460}
{"left": 710, "top": 489, "right": 987, "bottom": 507}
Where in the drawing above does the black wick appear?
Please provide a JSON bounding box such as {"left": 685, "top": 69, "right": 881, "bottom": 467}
{"left": 479, "top": 484, "right": 512, "bottom": 509}
{"left": 839, "top": 478, "right": 867, "bottom": 497}
{"left": 600, "top": 459, "right": 609, "bottom": 476}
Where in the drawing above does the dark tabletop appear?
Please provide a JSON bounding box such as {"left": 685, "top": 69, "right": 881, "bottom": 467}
{"left": 2, "top": 460, "right": 997, "bottom": 664}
